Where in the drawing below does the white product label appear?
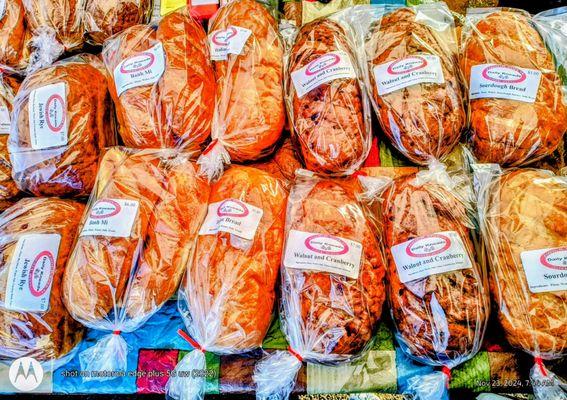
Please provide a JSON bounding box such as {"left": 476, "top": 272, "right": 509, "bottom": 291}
{"left": 373, "top": 54, "right": 445, "bottom": 96}
{"left": 520, "top": 246, "right": 567, "bottom": 293}
{"left": 198, "top": 199, "right": 263, "bottom": 240}
{"left": 469, "top": 64, "right": 542, "bottom": 103}
{"left": 290, "top": 51, "right": 357, "bottom": 98}
{"left": 283, "top": 230, "right": 363, "bottom": 279}
{"left": 28, "top": 82, "right": 68, "bottom": 150}
{"left": 391, "top": 231, "right": 472, "bottom": 283}
{"left": 113, "top": 43, "right": 166, "bottom": 97}
{"left": 208, "top": 26, "right": 252, "bottom": 61}
{"left": 4, "top": 234, "right": 61, "bottom": 312}
{"left": 0, "top": 104, "right": 10, "bottom": 134}
{"left": 80, "top": 199, "right": 139, "bottom": 238}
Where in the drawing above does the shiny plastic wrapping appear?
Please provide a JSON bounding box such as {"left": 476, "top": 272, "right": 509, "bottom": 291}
{"left": 374, "top": 162, "right": 489, "bottom": 399}
{"left": 0, "top": 74, "right": 20, "bottom": 205}
{"left": 103, "top": 7, "right": 215, "bottom": 150}
{"left": 251, "top": 137, "right": 302, "bottom": 184}
{"left": 461, "top": 8, "right": 567, "bottom": 166}
{"left": 198, "top": 0, "right": 285, "bottom": 180}
{"left": 285, "top": 17, "right": 372, "bottom": 176}
{"left": 166, "top": 165, "right": 287, "bottom": 400}
{"left": 350, "top": 4, "right": 466, "bottom": 165}
{"left": 475, "top": 166, "right": 567, "bottom": 399}
{"left": 62, "top": 147, "right": 209, "bottom": 378}
{"left": 0, "top": 198, "right": 85, "bottom": 366}
{"left": 253, "top": 171, "right": 386, "bottom": 400}
{"left": 84, "top": 0, "right": 153, "bottom": 45}
{"left": 0, "top": 0, "right": 26, "bottom": 68}
{"left": 8, "top": 54, "right": 114, "bottom": 198}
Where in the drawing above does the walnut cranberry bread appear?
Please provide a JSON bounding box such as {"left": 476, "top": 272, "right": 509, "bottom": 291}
{"left": 0, "top": 198, "right": 85, "bottom": 362}
{"left": 461, "top": 10, "right": 567, "bottom": 166}
{"left": 103, "top": 7, "right": 215, "bottom": 149}
{"left": 0, "top": 0, "right": 26, "bottom": 68}
{"left": 287, "top": 18, "right": 370, "bottom": 175}
{"left": 365, "top": 6, "right": 466, "bottom": 165}
{"left": 9, "top": 54, "right": 114, "bottom": 198}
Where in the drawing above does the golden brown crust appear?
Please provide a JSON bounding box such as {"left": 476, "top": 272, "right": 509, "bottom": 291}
{"left": 211, "top": 0, "right": 285, "bottom": 162}
{"left": 461, "top": 11, "right": 567, "bottom": 166}
{"left": 251, "top": 137, "right": 302, "bottom": 184}
{"left": 0, "top": 75, "right": 20, "bottom": 201}
{"left": 0, "top": 0, "right": 26, "bottom": 68}
{"left": 485, "top": 169, "right": 566, "bottom": 357}
{"left": 0, "top": 198, "right": 85, "bottom": 361}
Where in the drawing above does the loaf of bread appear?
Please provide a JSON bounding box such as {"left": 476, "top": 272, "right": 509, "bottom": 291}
{"left": 366, "top": 7, "right": 466, "bottom": 165}
{"left": 0, "top": 0, "right": 26, "bottom": 68}
{"left": 103, "top": 7, "right": 215, "bottom": 149}
{"left": 287, "top": 18, "right": 369, "bottom": 175}
{"left": 0, "top": 198, "right": 85, "bottom": 361}
{"left": 461, "top": 10, "right": 567, "bottom": 166}
{"left": 9, "top": 54, "right": 114, "bottom": 197}
{"left": 382, "top": 172, "right": 489, "bottom": 362}
{"left": 483, "top": 169, "right": 566, "bottom": 358}
{"left": 210, "top": 0, "right": 285, "bottom": 162}
{"left": 281, "top": 175, "right": 386, "bottom": 357}
{"left": 0, "top": 75, "right": 20, "bottom": 203}
{"left": 84, "top": 0, "right": 152, "bottom": 45}
{"left": 251, "top": 137, "right": 302, "bottom": 184}
{"left": 181, "top": 166, "right": 287, "bottom": 352}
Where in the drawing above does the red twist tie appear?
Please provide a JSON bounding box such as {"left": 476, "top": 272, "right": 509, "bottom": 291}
{"left": 441, "top": 366, "right": 452, "bottom": 388}
{"left": 177, "top": 329, "right": 205, "bottom": 353}
{"left": 287, "top": 347, "right": 303, "bottom": 363}
{"left": 202, "top": 139, "right": 219, "bottom": 156}
{"left": 534, "top": 357, "right": 548, "bottom": 377}
{"left": 353, "top": 170, "right": 368, "bottom": 178}
{"left": 112, "top": 330, "right": 121, "bottom": 335}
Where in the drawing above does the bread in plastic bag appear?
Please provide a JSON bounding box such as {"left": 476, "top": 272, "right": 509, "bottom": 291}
{"left": 84, "top": 0, "right": 153, "bottom": 45}
{"left": 103, "top": 7, "right": 215, "bottom": 150}
{"left": 0, "top": 0, "right": 26, "bottom": 69}
{"left": 253, "top": 171, "right": 386, "bottom": 400}
{"left": 358, "top": 4, "right": 466, "bottom": 165}
{"left": 198, "top": 0, "right": 285, "bottom": 180}
{"left": 475, "top": 166, "right": 566, "bottom": 399}
{"left": 0, "top": 197, "right": 85, "bottom": 366}
{"left": 8, "top": 54, "right": 115, "bottom": 198}
{"left": 251, "top": 137, "right": 302, "bottom": 184}
{"left": 166, "top": 165, "right": 287, "bottom": 400}
{"left": 285, "top": 17, "right": 372, "bottom": 175}
{"left": 461, "top": 8, "right": 567, "bottom": 166}
{"left": 376, "top": 162, "right": 489, "bottom": 399}
{"left": 0, "top": 74, "right": 20, "bottom": 204}
{"left": 62, "top": 147, "right": 210, "bottom": 379}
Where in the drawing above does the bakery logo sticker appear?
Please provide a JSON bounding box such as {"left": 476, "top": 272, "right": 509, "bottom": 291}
{"left": 29, "top": 82, "right": 68, "bottom": 150}
{"left": 469, "top": 63, "right": 541, "bottom": 103}
{"left": 291, "top": 51, "right": 356, "bottom": 98}
{"left": 4, "top": 234, "right": 61, "bottom": 312}
{"left": 520, "top": 246, "right": 567, "bottom": 293}
{"left": 283, "top": 230, "right": 362, "bottom": 279}
{"left": 391, "top": 231, "right": 472, "bottom": 284}
{"left": 81, "top": 198, "right": 139, "bottom": 238}
{"left": 374, "top": 54, "right": 445, "bottom": 96}
{"left": 9, "top": 357, "right": 44, "bottom": 392}
{"left": 209, "top": 26, "right": 252, "bottom": 61}
{"left": 0, "top": 104, "right": 10, "bottom": 135}
{"left": 114, "top": 42, "right": 165, "bottom": 96}
{"left": 199, "top": 198, "right": 263, "bottom": 240}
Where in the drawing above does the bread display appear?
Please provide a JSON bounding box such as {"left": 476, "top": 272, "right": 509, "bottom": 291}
{"left": 84, "top": 0, "right": 152, "bottom": 45}
{"left": 9, "top": 54, "right": 114, "bottom": 198}
{"left": 0, "top": 198, "right": 85, "bottom": 361}
{"left": 461, "top": 10, "right": 567, "bottom": 166}
{"left": 103, "top": 7, "right": 215, "bottom": 149}
{"left": 482, "top": 169, "right": 566, "bottom": 358}
{"left": 0, "top": 0, "right": 26, "bottom": 68}
{"left": 365, "top": 6, "right": 466, "bottom": 165}
{"left": 287, "top": 18, "right": 370, "bottom": 175}
{"left": 381, "top": 171, "right": 489, "bottom": 363}
{"left": 0, "top": 75, "right": 20, "bottom": 203}
{"left": 251, "top": 137, "right": 302, "bottom": 184}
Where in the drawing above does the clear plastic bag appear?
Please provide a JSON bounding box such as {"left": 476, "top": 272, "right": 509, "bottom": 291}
{"left": 0, "top": 0, "right": 26, "bottom": 69}
{"left": 461, "top": 8, "right": 567, "bottom": 166}
{"left": 0, "top": 198, "right": 85, "bottom": 367}
{"left": 166, "top": 165, "right": 288, "bottom": 400}
{"left": 0, "top": 74, "right": 20, "bottom": 204}
{"left": 370, "top": 161, "right": 489, "bottom": 399}
{"left": 475, "top": 165, "right": 566, "bottom": 400}
{"left": 284, "top": 16, "right": 372, "bottom": 176}
{"left": 253, "top": 171, "right": 386, "bottom": 400}
{"left": 62, "top": 147, "right": 210, "bottom": 380}
{"left": 344, "top": 3, "right": 466, "bottom": 165}
{"left": 103, "top": 7, "right": 215, "bottom": 150}
{"left": 8, "top": 54, "right": 115, "bottom": 198}
{"left": 251, "top": 137, "right": 302, "bottom": 184}
{"left": 84, "top": 0, "right": 153, "bottom": 45}
{"left": 198, "top": 0, "right": 285, "bottom": 180}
